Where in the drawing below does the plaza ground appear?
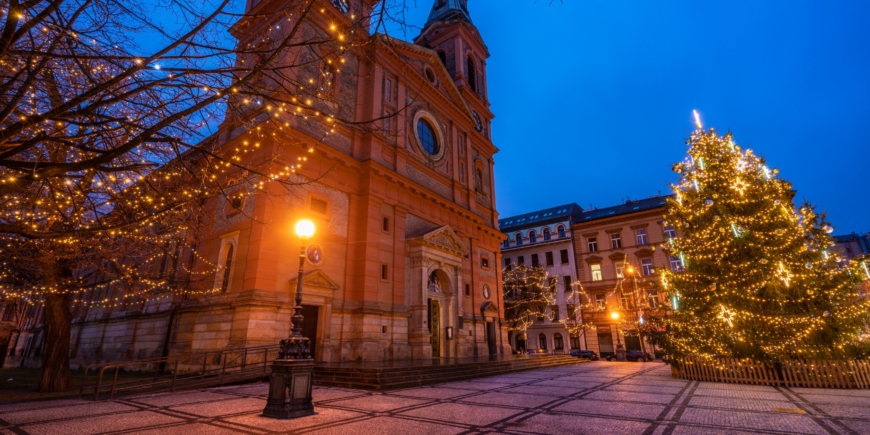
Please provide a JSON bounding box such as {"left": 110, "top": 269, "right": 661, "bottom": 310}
{"left": 1, "top": 361, "right": 868, "bottom": 434}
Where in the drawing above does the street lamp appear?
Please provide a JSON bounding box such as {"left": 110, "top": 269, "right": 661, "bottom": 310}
{"left": 610, "top": 311, "right": 626, "bottom": 361}
{"left": 263, "top": 219, "right": 316, "bottom": 419}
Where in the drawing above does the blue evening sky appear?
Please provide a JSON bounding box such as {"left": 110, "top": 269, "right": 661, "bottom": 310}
{"left": 392, "top": 1, "right": 870, "bottom": 234}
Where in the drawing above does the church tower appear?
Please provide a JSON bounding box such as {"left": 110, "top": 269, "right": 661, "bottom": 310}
{"left": 415, "top": 0, "right": 492, "bottom": 138}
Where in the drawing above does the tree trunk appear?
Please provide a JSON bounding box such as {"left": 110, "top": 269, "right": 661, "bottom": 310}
{"left": 38, "top": 281, "right": 74, "bottom": 392}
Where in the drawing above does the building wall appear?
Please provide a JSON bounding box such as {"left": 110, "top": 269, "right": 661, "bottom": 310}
{"left": 572, "top": 202, "right": 675, "bottom": 357}
{"left": 500, "top": 219, "right": 581, "bottom": 354}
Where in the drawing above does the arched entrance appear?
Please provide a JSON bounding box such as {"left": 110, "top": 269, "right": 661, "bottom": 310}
{"left": 427, "top": 269, "right": 450, "bottom": 358}
{"left": 405, "top": 225, "right": 468, "bottom": 360}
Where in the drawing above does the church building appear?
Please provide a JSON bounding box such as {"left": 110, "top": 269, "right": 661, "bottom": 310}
{"left": 3, "top": 0, "right": 509, "bottom": 368}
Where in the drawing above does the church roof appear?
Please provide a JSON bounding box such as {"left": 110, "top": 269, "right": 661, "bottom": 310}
{"left": 424, "top": 0, "right": 473, "bottom": 28}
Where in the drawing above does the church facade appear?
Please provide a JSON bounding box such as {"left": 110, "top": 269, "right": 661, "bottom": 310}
{"left": 3, "top": 0, "right": 509, "bottom": 368}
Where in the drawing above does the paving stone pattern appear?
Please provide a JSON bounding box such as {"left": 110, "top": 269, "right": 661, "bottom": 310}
{"left": 1, "top": 362, "right": 869, "bottom": 434}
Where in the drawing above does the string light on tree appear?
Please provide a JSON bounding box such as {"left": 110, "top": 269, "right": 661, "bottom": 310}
{"left": 646, "top": 111, "right": 870, "bottom": 364}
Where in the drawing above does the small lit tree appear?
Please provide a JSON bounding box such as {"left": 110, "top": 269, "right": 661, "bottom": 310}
{"left": 502, "top": 264, "right": 557, "bottom": 351}
{"left": 560, "top": 277, "right": 595, "bottom": 350}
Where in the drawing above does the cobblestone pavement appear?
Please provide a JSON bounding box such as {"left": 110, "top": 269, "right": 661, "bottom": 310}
{"left": 2, "top": 362, "right": 869, "bottom": 434}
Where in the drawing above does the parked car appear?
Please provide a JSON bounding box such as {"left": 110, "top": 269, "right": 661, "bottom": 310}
{"left": 605, "top": 350, "right": 651, "bottom": 362}
{"left": 570, "top": 349, "right": 599, "bottom": 360}
{"left": 626, "top": 350, "right": 651, "bottom": 362}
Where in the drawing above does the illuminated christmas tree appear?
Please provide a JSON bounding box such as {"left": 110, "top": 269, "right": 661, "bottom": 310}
{"left": 654, "top": 114, "right": 870, "bottom": 363}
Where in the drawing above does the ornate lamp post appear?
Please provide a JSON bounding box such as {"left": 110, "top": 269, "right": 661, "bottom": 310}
{"left": 610, "top": 311, "right": 626, "bottom": 361}
{"left": 263, "top": 219, "right": 316, "bottom": 419}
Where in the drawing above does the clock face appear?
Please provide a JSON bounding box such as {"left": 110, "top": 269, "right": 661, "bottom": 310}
{"left": 332, "top": 0, "right": 349, "bottom": 13}
{"left": 482, "top": 284, "right": 491, "bottom": 299}
{"left": 472, "top": 111, "right": 482, "bottom": 132}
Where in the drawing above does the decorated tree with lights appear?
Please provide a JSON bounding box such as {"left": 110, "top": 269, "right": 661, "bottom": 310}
{"left": 0, "top": 0, "right": 408, "bottom": 391}
{"left": 653, "top": 117, "right": 870, "bottom": 365}
{"left": 502, "top": 264, "right": 557, "bottom": 350}
{"left": 559, "top": 277, "right": 596, "bottom": 350}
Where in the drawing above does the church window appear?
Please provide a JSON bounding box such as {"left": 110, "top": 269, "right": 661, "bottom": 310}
{"left": 384, "top": 77, "right": 392, "bottom": 102}
{"left": 459, "top": 162, "right": 465, "bottom": 183}
{"left": 417, "top": 118, "right": 439, "bottom": 155}
{"left": 475, "top": 168, "right": 483, "bottom": 192}
{"left": 2, "top": 303, "right": 15, "bottom": 321}
{"left": 384, "top": 111, "right": 391, "bottom": 134}
{"left": 221, "top": 244, "right": 234, "bottom": 293}
{"left": 466, "top": 55, "right": 477, "bottom": 93}
{"left": 311, "top": 197, "right": 328, "bottom": 215}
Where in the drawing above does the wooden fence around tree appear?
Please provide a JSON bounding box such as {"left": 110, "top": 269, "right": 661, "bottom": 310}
{"left": 671, "top": 357, "right": 870, "bottom": 389}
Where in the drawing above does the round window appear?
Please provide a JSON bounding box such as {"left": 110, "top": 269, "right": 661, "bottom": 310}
{"left": 417, "top": 118, "right": 439, "bottom": 156}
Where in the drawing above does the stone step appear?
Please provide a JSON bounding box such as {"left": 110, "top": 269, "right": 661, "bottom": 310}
{"left": 313, "top": 356, "right": 583, "bottom": 390}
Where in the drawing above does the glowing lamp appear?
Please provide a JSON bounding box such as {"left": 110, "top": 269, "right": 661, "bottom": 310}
{"left": 610, "top": 312, "right": 620, "bottom": 320}
{"left": 295, "top": 219, "right": 315, "bottom": 238}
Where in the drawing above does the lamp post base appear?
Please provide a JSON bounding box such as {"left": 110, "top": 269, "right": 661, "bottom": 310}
{"left": 262, "top": 359, "right": 315, "bottom": 419}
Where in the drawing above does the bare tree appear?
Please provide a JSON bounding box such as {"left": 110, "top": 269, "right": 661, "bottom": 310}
{"left": 0, "top": 0, "right": 406, "bottom": 391}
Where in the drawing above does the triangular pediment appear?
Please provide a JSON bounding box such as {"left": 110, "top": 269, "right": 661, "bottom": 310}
{"left": 288, "top": 269, "right": 340, "bottom": 291}
{"left": 480, "top": 301, "right": 499, "bottom": 314}
{"left": 407, "top": 225, "right": 469, "bottom": 257}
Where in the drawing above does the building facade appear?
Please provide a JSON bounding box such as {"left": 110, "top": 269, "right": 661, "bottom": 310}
{"left": 832, "top": 232, "right": 870, "bottom": 265}
{"left": 5, "top": 0, "right": 511, "bottom": 368}
{"left": 499, "top": 204, "right": 584, "bottom": 354}
{"left": 571, "top": 196, "right": 677, "bottom": 358}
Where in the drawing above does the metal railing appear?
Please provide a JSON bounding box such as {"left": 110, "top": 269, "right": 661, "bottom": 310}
{"left": 79, "top": 344, "right": 281, "bottom": 400}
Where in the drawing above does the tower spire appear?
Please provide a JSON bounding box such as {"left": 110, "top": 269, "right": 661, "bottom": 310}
{"left": 424, "top": 0, "right": 472, "bottom": 28}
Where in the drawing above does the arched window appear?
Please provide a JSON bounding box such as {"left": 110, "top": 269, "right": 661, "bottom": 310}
{"left": 503, "top": 239, "right": 510, "bottom": 249}
{"left": 543, "top": 228, "right": 551, "bottom": 241}
{"left": 539, "top": 333, "right": 547, "bottom": 350}
{"left": 515, "top": 233, "right": 523, "bottom": 245}
{"left": 558, "top": 226, "right": 566, "bottom": 238}
{"left": 437, "top": 50, "right": 447, "bottom": 67}
{"left": 529, "top": 230, "right": 537, "bottom": 244}
{"left": 554, "top": 333, "right": 564, "bottom": 350}
{"left": 417, "top": 118, "right": 439, "bottom": 155}
{"left": 220, "top": 244, "right": 234, "bottom": 293}
{"left": 466, "top": 55, "right": 477, "bottom": 93}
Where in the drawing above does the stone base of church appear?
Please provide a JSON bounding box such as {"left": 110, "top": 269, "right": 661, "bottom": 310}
{"left": 5, "top": 289, "right": 507, "bottom": 370}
